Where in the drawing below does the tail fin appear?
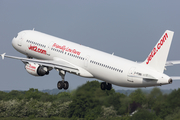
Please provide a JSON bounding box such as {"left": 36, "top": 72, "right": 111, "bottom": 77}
{"left": 142, "top": 30, "right": 174, "bottom": 73}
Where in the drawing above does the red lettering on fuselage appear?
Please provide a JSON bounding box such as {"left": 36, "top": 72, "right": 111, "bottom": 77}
{"left": 146, "top": 33, "right": 168, "bottom": 64}
{"left": 52, "top": 43, "right": 81, "bottom": 55}
{"left": 28, "top": 45, "right": 46, "bottom": 55}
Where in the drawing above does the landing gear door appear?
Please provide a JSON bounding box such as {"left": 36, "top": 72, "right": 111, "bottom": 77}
{"left": 47, "top": 42, "right": 54, "bottom": 56}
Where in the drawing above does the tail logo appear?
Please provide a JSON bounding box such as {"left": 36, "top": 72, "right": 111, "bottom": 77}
{"left": 146, "top": 33, "right": 168, "bottom": 64}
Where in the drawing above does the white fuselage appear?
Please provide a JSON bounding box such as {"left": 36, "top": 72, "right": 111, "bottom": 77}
{"left": 11, "top": 30, "right": 172, "bottom": 88}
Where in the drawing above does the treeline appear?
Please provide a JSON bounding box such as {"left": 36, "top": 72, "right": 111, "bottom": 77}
{"left": 0, "top": 81, "right": 180, "bottom": 120}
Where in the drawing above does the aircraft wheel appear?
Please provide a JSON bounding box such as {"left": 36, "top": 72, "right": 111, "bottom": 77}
{"left": 101, "top": 82, "right": 112, "bottom": 90}
{"left": 57, "top": 81, "right": 63, "bottom": 89}
{"left": 107, "top": 83, "right": 112, "bottom": 90}
{"left": 101, "top": 82, "right": 106, "bottom": 90}
{"left": 64, "top": 81, "right": 69, "bottom": 90}
{"left": 46, "top": 71, "right": 49, "bottom": 75}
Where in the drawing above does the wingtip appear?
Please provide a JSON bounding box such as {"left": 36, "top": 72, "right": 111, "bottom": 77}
{"left": 1, "top": 53, "right": 6, "bottom": 60}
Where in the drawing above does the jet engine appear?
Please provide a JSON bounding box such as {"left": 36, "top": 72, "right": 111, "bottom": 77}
{"left": 25, "top": 63, "right": 49, "bottom": 76}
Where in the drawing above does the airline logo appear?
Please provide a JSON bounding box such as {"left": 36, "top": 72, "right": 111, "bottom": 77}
{"left": 52, "top": 43, "right": 81, "bottom": 55}
{"left": 25, "top": 64, "right": 36, "bottom": 72}
{"left": 28, "top": 45, "right": 47, "bottom": 55}
{"left": 146, "top": 33, "right": 168, "bottom": 64}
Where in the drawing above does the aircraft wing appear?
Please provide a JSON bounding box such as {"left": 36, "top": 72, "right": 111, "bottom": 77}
{"left": 166, "top": 60, "right": 180, "bottom": 66}
{"left": 1, "top": 53, "right": 79, "bottom": 73}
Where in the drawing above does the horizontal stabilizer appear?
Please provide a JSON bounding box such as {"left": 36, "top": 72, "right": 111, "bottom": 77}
{"left": 166, "top": 60, "right": 180, "bottom": 66}
{"left": 170, "top": 76, "right": 180, "bottom": 80}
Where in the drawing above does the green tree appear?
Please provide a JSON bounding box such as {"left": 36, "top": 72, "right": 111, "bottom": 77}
{"left": 104, "top": 92, "right": 125, "bottom": 115}
{"left": 100, "top": 106, "right": 117, "bottom": 118}
{"left": 165, "top": 107, "right": 180, "bottom": 120}
{"left": 68, "top": 93, "right": 100, "bottom": 118}
{"left": 167, "top": 88, "right": 180, "bottom": 110}
{"left": 119, "top": 96, "right": 131, "bottom": 115}
{"left": 129, "top": 89, "right": 146, "bottom": 114}
{"left": 153, "top": 98, "right": 170, "bottom": 119}
{"left": 68, "top": 81, "right": 107, "bottom": 119}
{"left": 131, "top": 109, "right": 157, "bottom": 120}
{"left": 56, "top": 91, "right": 71, "bottom": 103}
{"left": 0, "top": 91, "right": 8, "bottom": 101}
{"left": 24, "top": 88, "right": 41, "bottom": 100}
{"left": 129, "top": 89, "right": 146, "bottom": 105}
{"left": 147, "top": 87, "right": 162, "bottom": 109}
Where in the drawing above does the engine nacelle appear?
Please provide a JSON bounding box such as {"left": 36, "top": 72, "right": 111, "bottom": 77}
{"left": 25, "top": 63, "right": 49, "bottom": 76}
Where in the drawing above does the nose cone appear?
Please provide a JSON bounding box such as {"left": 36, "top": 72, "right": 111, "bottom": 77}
{"left": 12, "top": 37, "right": 17, "bottom": 50}
{"left": 12, "top": 37, "right": 15, "bottom": 47}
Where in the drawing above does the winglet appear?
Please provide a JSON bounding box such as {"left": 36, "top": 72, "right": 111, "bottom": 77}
{"left": 1, "top": 53, "right": 6, "bottom": 60}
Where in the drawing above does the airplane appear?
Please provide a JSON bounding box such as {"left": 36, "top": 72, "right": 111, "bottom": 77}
{"left": 1, "top": 29, "right": 180, "bottom": 90}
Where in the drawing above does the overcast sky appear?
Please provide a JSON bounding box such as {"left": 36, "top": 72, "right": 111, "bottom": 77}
{"left": 0, "top": 1, "right": 180, "bottom": 91}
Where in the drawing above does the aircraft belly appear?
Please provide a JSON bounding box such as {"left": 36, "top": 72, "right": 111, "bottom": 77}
{"left": 90, "top": 68, "right": 127, "bottom": 85}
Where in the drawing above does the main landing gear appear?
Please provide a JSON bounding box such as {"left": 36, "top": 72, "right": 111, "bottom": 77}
{"left": 57, "top": 70, "right": 69, "bottom": 90}
{"left": 56, "top": 70, "right": 112, "bottom": 91}
{"left": 101, "top": 82, "right": 112, "bottom": 90}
